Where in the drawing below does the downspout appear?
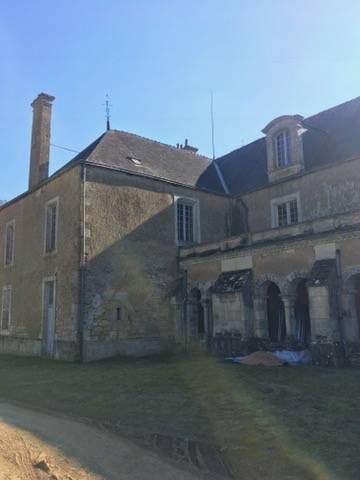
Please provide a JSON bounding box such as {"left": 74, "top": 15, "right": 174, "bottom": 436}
{"left": 79, "top": 163, "right": 87, "bottom": 361}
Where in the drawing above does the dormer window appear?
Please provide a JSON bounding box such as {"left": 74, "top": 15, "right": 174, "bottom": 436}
{"left": 262, "top": 114, "right": 304, "bottom": 182}
{"left": 275, "top": 130, "right": 291, "bottom": 167}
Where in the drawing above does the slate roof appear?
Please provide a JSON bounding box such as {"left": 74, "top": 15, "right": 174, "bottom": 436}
{"left": 216, "top": 96, "right": 360, "bottom": 195}
{"left": 64, "top": 96, "right": 360, "bottom": 197}
{"left": 70, "top": 129, "right": 226, "bottom": 194}
{"left": 307, "top": 259, "right": 337, "bottom": 287}
{"left": 212, "top": 269, "right": 252, "bottom": 294}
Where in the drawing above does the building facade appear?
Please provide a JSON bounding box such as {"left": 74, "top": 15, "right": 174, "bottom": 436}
{"left": 1, "top": 93, "right": 360, "bottom": 364}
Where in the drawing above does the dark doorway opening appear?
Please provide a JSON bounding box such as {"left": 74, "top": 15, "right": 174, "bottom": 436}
{"left": 267, "top": 282, "right": 286, "bottom": 342}
{"left": 190, "top": 288, "right": 205, "bottom": 337}
{"left": 294, "top": 279, "right": 311, "bottom": 346}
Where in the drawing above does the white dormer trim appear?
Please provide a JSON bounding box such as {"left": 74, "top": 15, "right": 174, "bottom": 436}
{"left": 262, "top": 115, "right": 305, "bottom": 183}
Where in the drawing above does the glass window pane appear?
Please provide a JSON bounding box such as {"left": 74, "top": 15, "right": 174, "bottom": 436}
{"left": 177, "top": 203, "right": 184, "bottom": 241}
{"left": 289, "top": 199, "right": 298, "bottom": 224}
{"left": 277, "top": 203, "right": 288, "bottom": 226}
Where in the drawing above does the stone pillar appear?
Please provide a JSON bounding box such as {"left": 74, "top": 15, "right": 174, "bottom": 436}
{"left": 308, "top": 286, "right": 333, "bottom": 341}
{"left": 202, "top": 299, "right": 210, "bottom": 338}
{"left": 281, "top": 294, "right": 295, "bottom": 338}
{"left": 253, "top": 296, "right": 268, "bottom": 338}
{"left": 308, "top": 285, "right": 345, "bottom": 365}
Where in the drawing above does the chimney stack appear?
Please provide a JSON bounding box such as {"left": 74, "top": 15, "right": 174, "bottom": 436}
{"left": 29, "top": 93, "right": 55, "bottom": 189}
{"left": 181, "top": 138, "right": 198, "bottom": 154}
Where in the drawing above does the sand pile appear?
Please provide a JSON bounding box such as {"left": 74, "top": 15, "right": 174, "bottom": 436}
{"left": 237, "top": 351, "right": 285, "bottom": 366}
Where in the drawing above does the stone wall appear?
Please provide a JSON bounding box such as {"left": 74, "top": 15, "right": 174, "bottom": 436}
{"left": 240, "top": 158, "right": 360, "bottom": 233}
{"left": 0, "top": 166, "right": 82, "bottom": 359}
{"left": 81, "top": 165, "right": 231, "bottom": 360}
{"left": 181, "top": 217, "right": 360, "bottom": 365}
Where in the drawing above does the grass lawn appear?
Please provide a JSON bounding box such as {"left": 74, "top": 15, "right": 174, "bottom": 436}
{"left": 0, "top": 353, "right": 359, "bottom": 480}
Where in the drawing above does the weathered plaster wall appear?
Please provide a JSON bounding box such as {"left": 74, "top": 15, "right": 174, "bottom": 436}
{"left": 240, "top": 158, "right": 360, "bottom": 233}
{"left": 0, "top": 166, "right": 82, "bottom": 359}
{"left": 82, "top": 166, "right": 231, "bottom": 359}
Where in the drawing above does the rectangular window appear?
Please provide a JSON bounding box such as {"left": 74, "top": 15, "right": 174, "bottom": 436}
{"left": 4, "top": 221, "right": 15, "bottom": 265}
{"left": 276, "top": 130, "right": 291, "bottom": 167}
{"left": 45, "top": 199, "right": 58, "bottom": 253}
{"left": 116, "top": 307, "right": 122, "bottom": 321}
{"left": 277, "top": 203, "right": 288, "bottom": 226}
{"left": 1, "top": 286, "right": 11, "bottom": 331}
{"left": 176, "top": 198, "right": 198, "bottom": 244}
{"left": 289, "top": 198, "right": 298, "bottom": 224}
{"left": 276, "top": 199, "right": 298, "bottom": 227}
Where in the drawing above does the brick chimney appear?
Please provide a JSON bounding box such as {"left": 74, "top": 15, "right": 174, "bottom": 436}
{"left": 29, "top": 93, "right": 55, "bottom": 189}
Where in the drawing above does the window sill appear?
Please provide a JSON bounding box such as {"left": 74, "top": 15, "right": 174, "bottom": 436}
{"left": 43, "top": 249, "right": 58, "bottom": 257}
{"left": 268, "top": 163, "right": 303, "bottom": 182}
{"left": 176, "top": 240, "right": 198, "bottom": 247}
{"left": 273, "top": 222, "right": 299, "bottom": 229}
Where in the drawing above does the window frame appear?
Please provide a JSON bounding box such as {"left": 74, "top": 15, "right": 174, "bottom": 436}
{"left": 274, "top": 129, "right": 291, "bottom": 168}
{"left": 1, "top": 285, "right": 12, "bottom": 333}
{"left": 174, "top": 196, "right": 200, "bottom": 246}
{"left": 4, "top": 219, "right": 15, "bottom": 266}
{"left": 44, "top": 197, "right": 59, "bottom": 255}
{"left": 271, "top": 193, "right": 301, "bottom": 228}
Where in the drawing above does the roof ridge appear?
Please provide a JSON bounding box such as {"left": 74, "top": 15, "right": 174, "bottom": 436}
{"left": 110, "top": 128, "right": 211, "bottom": 161}
{"left": 217, "top": 96, "right": 360, "bottom": 163}
{"left": 71, "top": 131, "right": 108, "bottom": 161}
{"left": 305, "top": 95, "right": 360, "bottom": 123}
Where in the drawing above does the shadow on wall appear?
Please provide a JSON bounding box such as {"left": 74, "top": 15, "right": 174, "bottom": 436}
{"left": 82, "top": 201, "right": 178, "bottom": 357}
{"left": 80, "top": 170, "right": 233, "bottom": 360}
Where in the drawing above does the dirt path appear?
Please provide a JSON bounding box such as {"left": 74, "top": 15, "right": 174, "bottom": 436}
{"left": 0, "top": 403, "right": 203, "bottom": 480}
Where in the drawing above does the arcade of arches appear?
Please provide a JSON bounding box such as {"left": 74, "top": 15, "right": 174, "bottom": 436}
{"left": 178, "top": 269, "right": 360, "bottom": 365}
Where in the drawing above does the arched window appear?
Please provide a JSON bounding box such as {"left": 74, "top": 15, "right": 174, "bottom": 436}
{"left": 275, "top": 130, "right": 291, "bottom": 167}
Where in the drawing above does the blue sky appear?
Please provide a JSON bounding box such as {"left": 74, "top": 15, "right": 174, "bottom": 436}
{"left": 1, "top": 0, "right": 360, "bottom": 200}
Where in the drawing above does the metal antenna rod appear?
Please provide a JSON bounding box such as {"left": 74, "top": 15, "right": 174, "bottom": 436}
{"left": 105, "top": 93, "right": 111, "bottom": 131}
{"left": 210, "top": 90, "right": 216, "bottom": 160}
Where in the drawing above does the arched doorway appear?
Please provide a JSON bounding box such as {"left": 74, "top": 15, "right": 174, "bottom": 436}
{"left": 267, "top": 282, "right": 286, "bottom": 342}
{"left": 189, "top": 288, "right": 205, "bottom": 338}
{"left": 294, "top": 279, "right": 311, "bottom": 346}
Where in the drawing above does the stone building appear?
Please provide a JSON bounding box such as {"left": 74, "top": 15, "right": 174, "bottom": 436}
{"left": 1, "top": 93, "right": 360, "bottom": 364}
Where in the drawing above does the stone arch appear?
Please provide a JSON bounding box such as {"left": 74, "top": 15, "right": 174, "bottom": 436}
{"left": 285, "top": 271, "right": 310, "bottom": 296}
{"left": 254, "top": 273, "right": 287, "bottom": 298}
{"left": 283, "top": 271, "right": 311, "bottom": 343}
{"left": 253, "top": 274, "right": 287, "bottom": 341}
{"left": 343, "top": 266, "right": 360, "bottom": 288}
{"left": 187, "top": 281, "right": 208, "bottom": 298}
